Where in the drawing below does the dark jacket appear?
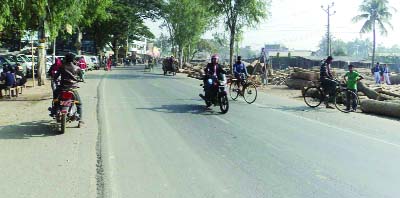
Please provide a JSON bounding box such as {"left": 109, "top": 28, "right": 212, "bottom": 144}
{"left": 320, "top": 62, "right": 333, "bottom": 80}
{"left": 54, "top": 62, "right": 81, "bottom": 88}
{"left": 204, "top": 63, "right": 226, "bottom": 81}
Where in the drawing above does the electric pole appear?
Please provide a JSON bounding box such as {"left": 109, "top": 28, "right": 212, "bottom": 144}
{"left": 322, "top": 2, "right": 336, "bottom": 56}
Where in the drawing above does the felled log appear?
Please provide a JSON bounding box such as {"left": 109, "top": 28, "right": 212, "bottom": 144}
{"left": 357, "top": 82, "right": 379, "bottom": 100}
{"left": 390, "top": 75, "right": 400, "bottom": 84}
{"left": 290, "top": 71, "right": 319, "bottom": 81}
{"left": 286, "top": 78, "right": 314, "bottom": 90}
{"left": 360, "top": 99, "right": 400, "bottom": 118}
{"left": 378, "top": 90, "right": 400, "bottom": 98}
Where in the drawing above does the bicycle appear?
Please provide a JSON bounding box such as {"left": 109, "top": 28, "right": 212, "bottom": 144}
{"left": 229, "top": 75, "right": 258, "bottom": 104}
{"left": 303, "top": 80, "right": 360, "bottom": 113}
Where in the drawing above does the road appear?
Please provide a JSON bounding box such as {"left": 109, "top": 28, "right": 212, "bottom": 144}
{"left": 98, "top": 65, "right": 400, "bottom": 198}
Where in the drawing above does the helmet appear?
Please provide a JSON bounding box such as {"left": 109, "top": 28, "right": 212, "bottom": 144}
{"left": 65, "top": 52, "right": 75, "bottom": 63}
{"left": 211, "top": 54, "right": 219, "bottom": 59}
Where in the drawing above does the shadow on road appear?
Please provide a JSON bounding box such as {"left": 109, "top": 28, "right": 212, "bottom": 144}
{"left": 137, "top": 104, "right": 222, "bottom": 115}
{"left": 0, "top": 120, "right": 60, "bottom": 139}
{"left": 270, "top": 105, "right": 321, "bottom": 112}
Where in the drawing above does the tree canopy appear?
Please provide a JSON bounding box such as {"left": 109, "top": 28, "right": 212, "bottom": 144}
{"left": 353, "top": 0, "right": 395, "bottom": 66}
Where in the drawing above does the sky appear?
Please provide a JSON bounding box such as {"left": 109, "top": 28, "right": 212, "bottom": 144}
{"left": 145, "top": 0, "right": 400, "bottom": 51}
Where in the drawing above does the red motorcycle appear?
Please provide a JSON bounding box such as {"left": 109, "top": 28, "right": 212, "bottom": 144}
{"left": 51, "top": 88, "right": 80, "bottom": 133}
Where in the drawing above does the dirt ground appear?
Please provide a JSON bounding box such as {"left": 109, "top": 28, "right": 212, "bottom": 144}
{"left": 0, "top": 79, "right": 53, "bottom": 125}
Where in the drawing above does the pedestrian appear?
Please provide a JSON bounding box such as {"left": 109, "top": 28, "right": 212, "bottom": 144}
{"left": 372, "top": 62, "right": 381, "bottom": 85}
{"left": 15, "top": 65, "right": 27, "bottom": 86}
{"left": 344, "top": 64, "right": 364, "bottom": 111}
{"left": 106, "top": 56, "right": 112, "bottom": 71}
{"left": 382, "top": 64, "right": 391, "bottom": 85}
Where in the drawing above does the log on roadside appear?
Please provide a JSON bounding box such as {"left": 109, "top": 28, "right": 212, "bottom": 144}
{"left": 360, "top": 99, "right": 400, "bottom": 118}
{"left": 286, "top": 78, "right": 314, "bottom": 90}
{"left": 290, "top": 71, "right": 319, "bottom": 81}
{"left": 357, "top": 82, "right": 379, "bottom": 100}
{"left": 378, "top": 90, "right": 400, "bottom": 98}
{"left": 390, "top": 75, "right": 400, "bottom": 84}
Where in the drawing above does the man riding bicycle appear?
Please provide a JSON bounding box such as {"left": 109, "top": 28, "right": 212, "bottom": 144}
{"left": 320, "top": 56, "right": 338, "bottom": 109}
{"left": 233, "top": 56, "right": 248, "bottom": 91}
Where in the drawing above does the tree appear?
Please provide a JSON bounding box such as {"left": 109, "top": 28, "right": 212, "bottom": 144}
{"left": 85, "top": 0, "right": 161, "bottom": 64}
{"left": 353, "top": 0, "right": 395, "bottom": 67}
{"left": 162, "top": 0, "right": 211, "bottom": 67}
{"left": 206, "top": 0, "right": 269, "bottom": 71}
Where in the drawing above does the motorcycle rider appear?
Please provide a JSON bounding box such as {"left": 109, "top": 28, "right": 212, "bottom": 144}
{"left": 199, "top": 54, "right": 227, "bottom": 104}
{"left": 50, "top": 53, "right": 84, "bottom": 125}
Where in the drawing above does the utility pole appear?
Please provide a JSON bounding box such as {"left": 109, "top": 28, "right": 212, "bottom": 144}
{"left": 321, "top": 2, "right": 336, "bottom": 56}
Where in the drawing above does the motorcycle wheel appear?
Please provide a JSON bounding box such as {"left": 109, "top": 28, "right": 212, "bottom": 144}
{"left": 219, "top": 95, "right": 229, "bottom": 114}
{"left": 60, "top": 114, "right": 66, "bottom": 134}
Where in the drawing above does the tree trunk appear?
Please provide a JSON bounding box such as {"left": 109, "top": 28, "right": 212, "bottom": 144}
{"left": 179, "top": 46, "right": 184, "bottom": 69}
{"left": 229, "top": 29, "right": 235, "bottom": 73}
{"left": 357, "top": 81, "right": 379, "bottom": 100}
{"left": 77, "top": 28, "right": 82, "bottom": 55}
{"left": 37, "top": 19, "right": 46, "bottom": 86}
{"left": 371, "top": 21, "right": 376, "bottom": 68}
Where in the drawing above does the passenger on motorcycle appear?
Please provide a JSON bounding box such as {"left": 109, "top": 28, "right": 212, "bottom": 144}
{"left": 51, "top": 53, "right": 84, "bottom": 125}
{"left": 233, "top": 56, "right": 248, "bottom": 90}
{"left": 199, "top": 54, "right": 227, "bottom": 103}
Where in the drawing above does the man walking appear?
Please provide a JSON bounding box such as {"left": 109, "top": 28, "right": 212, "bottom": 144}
{"left": 383, "top": 64, "right": 391, "bottom": 85}
{"left": 372, "top": 62, "right": 381, "bottom": 85}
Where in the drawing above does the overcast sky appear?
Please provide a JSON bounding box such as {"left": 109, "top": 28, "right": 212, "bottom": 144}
{"left": 145, "top": 0, "right": 400, "bottom": 51}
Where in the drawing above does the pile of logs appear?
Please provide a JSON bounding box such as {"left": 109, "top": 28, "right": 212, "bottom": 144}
{"left": 286, "top": 67, "right": 319, "bottom": 90}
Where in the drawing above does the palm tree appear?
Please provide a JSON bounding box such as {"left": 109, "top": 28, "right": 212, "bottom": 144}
{"left": 353, "top": 0, "right": 395, "bottom": 67}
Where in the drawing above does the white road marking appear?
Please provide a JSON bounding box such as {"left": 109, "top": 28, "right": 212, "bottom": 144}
{"left": 254, "top": 102, "right": 400, "bottom": 150}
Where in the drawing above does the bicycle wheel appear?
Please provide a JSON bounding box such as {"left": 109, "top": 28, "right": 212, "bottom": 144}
{"left": 334, "top": 89, "right": 358, "bottom": 113}
{"left": 229, "top": 82, "right": 240, "bottom": 100}
{"left": 243, "top": 83, "right": 257, "bottom": 104}
{"left": 303, "top": 86, "right": 323, "bottom": 108}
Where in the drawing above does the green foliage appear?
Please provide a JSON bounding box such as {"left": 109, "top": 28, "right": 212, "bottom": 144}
{"left": 205, "top": 0, "right": 270, "bottom": 67}
{"left": 162, "top": 0, "right": 211, "bottom": 58}
{"left": 353, "top": 0, "right": 395, "bottom": 66}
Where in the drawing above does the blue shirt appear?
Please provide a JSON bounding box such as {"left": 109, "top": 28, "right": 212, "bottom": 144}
{"left": 233, "top": 62, "right": 248, "bottom": 76}
{"left": 4, "top": 72, "right": 15, "bottom": 87}
{"left": 373, "top": 66, "right": 380, "bottom": 73}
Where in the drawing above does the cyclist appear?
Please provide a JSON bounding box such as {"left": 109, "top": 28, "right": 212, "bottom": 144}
{"left": 233, "top": 56, "right": 248, "bottom": 94}
{"left": 320, "top": 56, "right": 337, "bottom": 109}
{"left": 344, "top": 64, "right": 364, "bottom": 111}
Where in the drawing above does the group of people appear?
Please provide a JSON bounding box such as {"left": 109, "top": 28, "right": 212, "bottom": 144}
{"left": 0, "top": 64, "right": 27, "bottom": 95}
{"left": 199, "top": 54, "right": 247, "bottom": 105}
{"left": 320, "top": 56, "right": 364, "bottom": 111}
{"left": 371, "top": 62, "right": 391, "bottom": 85}
{"left": 198, "top": 54, "right": 365, "bottom": 112}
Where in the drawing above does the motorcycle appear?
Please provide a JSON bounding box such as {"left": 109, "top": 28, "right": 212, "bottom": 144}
{"left": 50, "top": 88, "right": 81, "bottom": 133}
{"left": 200, "top": 77, "right": 229, "bottom": 114}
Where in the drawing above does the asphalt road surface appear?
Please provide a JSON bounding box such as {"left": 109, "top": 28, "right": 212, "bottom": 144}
{"left": 97, "top": 65, "right": 400, "bottom": 198}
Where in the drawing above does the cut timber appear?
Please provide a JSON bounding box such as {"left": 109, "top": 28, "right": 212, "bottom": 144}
{"left": 290, "top": 71, "right": 319, "bottom": 81}
{"left": 378, "top": 90, "right": 400, "bottom": 98}
{"left": 390, "top": 75, "right": 400, "bottom": 84}
{"left": 357, "top": 82, "right": 379, "bottom": 100}
{"left": 286, "top": 78, "right": 314, "bottom": 90}
{"left": 360, "top": 99, "right": 400, "bottom": 118}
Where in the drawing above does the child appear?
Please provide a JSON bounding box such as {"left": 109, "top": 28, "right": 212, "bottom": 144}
{"left": 344, "top": 64, "right": 364, "bottom": 111}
